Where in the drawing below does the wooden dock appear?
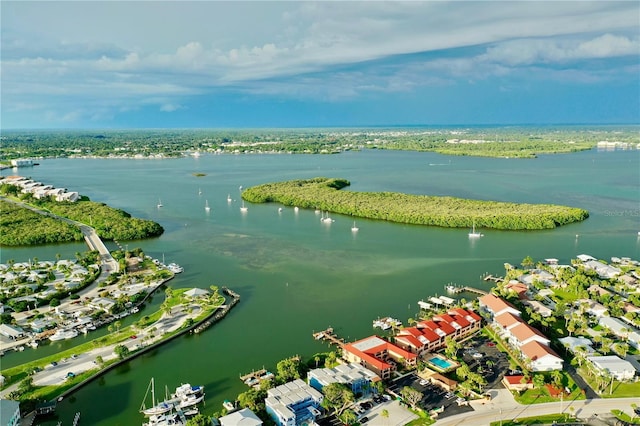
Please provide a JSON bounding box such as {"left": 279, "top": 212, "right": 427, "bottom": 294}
{"left": 240, "top": 368, "right": 275, "bottom": 389}
{"left": 483, "top": 275, "right": 504, "bottom": 283}
{"left": 461, "top": 286, "right": 488, "bottom": 296}
{"left": 312, "top": 327, "right": 345, "bottom": 347}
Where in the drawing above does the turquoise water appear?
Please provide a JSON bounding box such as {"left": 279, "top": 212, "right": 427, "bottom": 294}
{"left": 428, "top": 356, "right": 455, "bottom": 370}
{"left": 1, "top": 148, "right": 639, "bottom": 425}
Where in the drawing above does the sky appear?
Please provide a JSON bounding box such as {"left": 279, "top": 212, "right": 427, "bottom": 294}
{"left": 1, "top": 1, "right": 639, "bottom": 129}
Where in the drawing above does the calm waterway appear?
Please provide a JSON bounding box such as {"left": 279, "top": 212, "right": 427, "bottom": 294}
{"left": 2, "top": 148, "right": 639, "bottom": 425}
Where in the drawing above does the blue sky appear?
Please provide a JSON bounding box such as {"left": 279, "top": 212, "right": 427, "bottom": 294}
{"left": 2, "top": 1, "right": 639, "bottom": 129}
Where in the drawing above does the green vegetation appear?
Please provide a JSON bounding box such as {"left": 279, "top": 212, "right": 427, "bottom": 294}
{"left": 0, "top": 126, "right": 637, "bottom": 161}
{"left": 0, "top": 200, "right": 83, "bottom": 245}
{"left": 0, "top": 189, "right": 164, "bottom": 245}
{"left": 489, "top": 414, "right": 577, "bottom": 426}
{"left": 242, "top": 177, "right": 589, "bottom": 230}
{"left": 612, "top": 409, "right": 640, "bottom": 425}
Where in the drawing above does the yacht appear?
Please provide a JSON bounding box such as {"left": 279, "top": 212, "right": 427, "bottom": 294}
{"left": 468, "top": 221, "right": 483, "bottom": 238}
{"left": 172, "top": 384, "right": 204, "bottom": 399}
{"left": 49, "top": 328, "right": 79, "bottom": 341}
{"left": 167, "top": 263, "right": 183, "bottom": 274}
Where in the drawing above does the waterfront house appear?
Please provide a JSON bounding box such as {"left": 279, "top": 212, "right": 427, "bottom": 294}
{"left": 88, "top": 297, "right": 116, "bottom": 313}
{"left": 342, "top": 335, "right": 417, "bottom": 380}
{"left": 493, "top": 312, "right": 522, "bottom": 334}
{"left": 308, "top": 363, "right": 380, "bottom": 397}
{"left": 586, "top": 355, "right": 637, "bottom": 381}
{"left": 265, "top": 379, "right": 323, "bottom": 426}
{"left": 0, "top": 324, "right": 25, "bottom": 340}
{"left": 478, "top": 294, "right": 521, "bottom": 319}
{"left": 582, "top": 260, "right": 621, "bottom": 279}
{"left": 219, "top": 408, "right": 263, "bottom": 426}
{"left": 520, "top": 340, "right": 563, "bottom": 371}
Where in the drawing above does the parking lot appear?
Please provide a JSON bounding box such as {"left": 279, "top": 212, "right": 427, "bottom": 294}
{"left": 317, "top": 395, "right": 418, "bottom": 426}
{"left": 388, "top": 373, "right": 474, "bottom": 419}
{"left": 460, "top": 337, "right": 510, "bottom": 389}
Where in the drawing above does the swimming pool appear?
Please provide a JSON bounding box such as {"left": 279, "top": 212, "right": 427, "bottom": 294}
{"left": 428, "top": 356, "right": 455, "bottom": 370}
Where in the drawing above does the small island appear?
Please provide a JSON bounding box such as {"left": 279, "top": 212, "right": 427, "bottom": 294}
{"left": 242, "top": 177, "right": 589, "bottom": 230}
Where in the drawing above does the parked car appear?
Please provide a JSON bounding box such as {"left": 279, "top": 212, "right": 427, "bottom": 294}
{"left": 359, "top": 416, "right": 369, "bottom": 424}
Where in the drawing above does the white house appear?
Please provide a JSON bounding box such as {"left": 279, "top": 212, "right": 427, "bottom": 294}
{"left": 478, "top": 294, "right": 521, "bottom": 319}
{"left": 587, "top": 355, "right": 637, "bottom": 381}
{"left": 219, "top": 408, "right": 263, "bottom": 426}
{"left": 265, "top": 379, "right": 323, "bottom": 426}
{"left": 521, "top": 340, "right": 563, "bottom": 371}
{"left": 558, "top": 336, "right": 596, "bottom": 355}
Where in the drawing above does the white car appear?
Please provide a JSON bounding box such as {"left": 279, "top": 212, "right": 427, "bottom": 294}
{"left": 472, "top": 352, "right": 483, "bottom": 359}
{"left": 419, "top": 379, "right": 428, "bottom": 386}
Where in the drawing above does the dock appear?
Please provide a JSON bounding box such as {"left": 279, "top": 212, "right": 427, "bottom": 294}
{"left": 483, "top": 274, "right": 504, "bottom": 283}
{"left": 239, "top": 368, "right": 275, "bottom": 389}
{"left": 312, "top": 327, "right": 345, "bottom": 347}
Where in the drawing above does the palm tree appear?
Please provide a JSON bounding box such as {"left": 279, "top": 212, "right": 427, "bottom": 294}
{"left": 381, "top": 409, "right": 389, "bottom": 425}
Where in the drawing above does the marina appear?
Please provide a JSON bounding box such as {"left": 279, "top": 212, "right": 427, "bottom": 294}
{"left": 2, "top": 148, "right": 637, "bottom": 425}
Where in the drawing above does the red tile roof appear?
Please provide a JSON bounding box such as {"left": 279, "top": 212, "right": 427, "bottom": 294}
{"left": 395, "top": 335, "right": 424, "bottom": 349}
{"left": 479, "top": 294, "right": 521, "bottom": 316}
{"left": 397, "top": 327, "right": 423, "bottom": 338}
{"left": 520, "top": 340, "right": 561, "bottom": 361}
{"left": 510, "top": 323, "right": 549, "bottom": 344}
{"left": 494, "top": 312, "right": 523, "bottom": 329}
{"left": 504, "top": 375, "right": 529, "bottom": 385}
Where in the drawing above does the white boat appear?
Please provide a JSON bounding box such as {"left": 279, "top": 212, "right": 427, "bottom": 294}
{"left": 167, "top": 263, "right": 183, "bottom": 274}
{"left": 294, "top": 206, "right": 299, "bottom": 213}
{"left": 320, "top": 212, "right": 334, "bottom": 224}
{"left": 178, "top": 394, "right": 204, "bottom": 408}
{"left": 223, "top": 400, "right": 237, "bottom": 412}
{"left": 204, "top": 200, "right": 210, "bottom": 212}
{"left": 227, "top": 194, "right": 232, "bottom": 203}
{"left": 278, "top": 207, "right": 283, "bottom": 213}
{"left": 198, "top": 188, "right": 202, "bottom": 196}
{"left": 157, "top": 199, "right": 163, "bottom": 208}
{"left": 143, "top": 411, "right": 184, "bottom": 426}
{"left": 49, "top": 328, "right": 79, "bottom": 341}
{"left": 351, "top": 221, "right": 359, "bottom": 232}
{"left": 240, "top": 201, "right": 248, "bottom": 212}
{"left": 141, "top": 378, "right": 175, "bottom": 417}
{"left": 172, "top": 384, "right": 203, "bottom": 398}
{"left": 468, "top": 221, "right": 483, "bottom": 238}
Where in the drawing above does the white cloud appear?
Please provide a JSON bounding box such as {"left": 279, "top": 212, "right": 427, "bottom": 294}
{"left": 2, "top": 1, "right": 638, "bottom": 125}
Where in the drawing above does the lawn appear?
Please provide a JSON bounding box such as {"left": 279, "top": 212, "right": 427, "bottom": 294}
{"left": 489, "top": 413, "right": 577, "bottom": 426}
{"left": 578, "top": 366, "right": 640, "bottom": 398}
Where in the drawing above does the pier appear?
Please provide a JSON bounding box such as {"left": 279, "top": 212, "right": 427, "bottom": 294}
{"left": 239, "top": 368, "right": 275, "bottom": 389}
{"left": 312, "top": 327, "right": 345, "bottom": 347}
{"left": 445, "top": 284, "right": 490, "bottom": 296}
{"left": 483, "top": 274, "right": 504, "bottom": 283}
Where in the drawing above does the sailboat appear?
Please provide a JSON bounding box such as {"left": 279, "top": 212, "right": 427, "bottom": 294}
{"left": 140, "top": 378, "right": 173, "bottom": 416}
{"left": 351, "top": 221, "right": 359, "bottom": 232}
{"left": 468, "top": 221, "right": 484, "bottom": 238}
{"left": 157, "top": 199, "right": 163, "bottom": 208}
{"left": 198, "top": 188, "right": 202, "bottom": 196}
{"left": 240, "top": 201, "right": 248, "bottom": 212}
{"left": 205, "top": 200, "right": 210, "bottom": 212}
{"left": 227, "top": 194, "right": 232, "bottom": 203}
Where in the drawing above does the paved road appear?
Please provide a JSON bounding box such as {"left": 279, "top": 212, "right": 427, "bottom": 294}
{"left": 0, "top": 196, "right": 118, "bottom": 274}
{"left": 435, "top": 396, "right": 640, "bottom": 426}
